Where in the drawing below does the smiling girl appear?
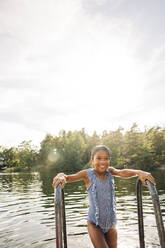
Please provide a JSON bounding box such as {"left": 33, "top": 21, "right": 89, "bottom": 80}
{"left": 53, "top": 145, "right": 155, "bottom": 248}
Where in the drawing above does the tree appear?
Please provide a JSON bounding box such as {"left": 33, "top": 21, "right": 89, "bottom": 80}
{"left": 16, "top": 140, "right": 39, "bottom": 170}
{"left": 101, "top": 127, "right": 124, "bottom": 168}
{"left": 39, "top": 134, "right": 56, "bottom": 167}
{"left": 53, "top": 131, "right": 86, "bottom": 173}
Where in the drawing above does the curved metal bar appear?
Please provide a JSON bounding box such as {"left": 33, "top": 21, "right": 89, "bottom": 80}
{"left": 136, "top": 179, "right": 165, "bottom": 248}
{"left": 54, "top": 183, "right": 68, "bottom": 248}
{"left": 55, "top": 184, "right": 63, "bottom": 248}
{"left": 146, "top": 180, "right": 165, "bottom": 248}
{"left": 136, "top": 180, "right": 145, "bottom": 248}
{"left": 62, "top": 188, "right": 67, "bottom": 248}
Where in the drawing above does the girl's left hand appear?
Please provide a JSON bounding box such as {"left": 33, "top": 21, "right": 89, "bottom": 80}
{"left": 138, "top": 171, "right": 156, "bottom": 186}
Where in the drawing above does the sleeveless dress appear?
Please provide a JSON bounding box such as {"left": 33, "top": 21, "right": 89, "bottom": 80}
{"left": 86, "top": 168, "right": 116, "bottom": 233}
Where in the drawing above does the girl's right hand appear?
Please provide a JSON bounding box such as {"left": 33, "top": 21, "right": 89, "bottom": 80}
{"left": 52, "top": 173, "right": 67, "bottom": 188}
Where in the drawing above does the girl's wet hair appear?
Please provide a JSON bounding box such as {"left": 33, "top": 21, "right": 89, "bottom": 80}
{"left": 91, "top": 145, "right": 112, "bottom": 159}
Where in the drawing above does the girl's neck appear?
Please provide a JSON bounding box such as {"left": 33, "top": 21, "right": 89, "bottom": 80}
{"left": 94, "top": 169, "right": 107, "bottom": 177}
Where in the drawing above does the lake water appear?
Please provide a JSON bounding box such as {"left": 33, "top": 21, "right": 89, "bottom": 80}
{"left": 0, "top": 170, "right": 165, "bottom": 248}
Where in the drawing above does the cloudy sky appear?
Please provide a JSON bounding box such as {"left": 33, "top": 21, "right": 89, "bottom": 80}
{"left": 0, "top": 0, "right": 165, "bottom": 148}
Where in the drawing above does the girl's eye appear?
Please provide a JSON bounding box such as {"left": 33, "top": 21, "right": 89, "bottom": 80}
{"left": 96, "top": 157, "right": 109, "bottom": 161}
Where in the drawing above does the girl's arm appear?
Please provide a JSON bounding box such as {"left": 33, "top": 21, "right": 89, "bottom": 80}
{"left": 52, "top": 170, "right": 87, "bottom": 188}
{"left": 109, "top": 167, "right": 155, "bottom": 186}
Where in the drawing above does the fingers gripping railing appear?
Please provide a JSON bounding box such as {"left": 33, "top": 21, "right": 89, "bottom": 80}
{"left": 54, "top": 184, "right": 67, "bottom": 248}
{"left": 136, "top": 179, "right": 165, "bottom": 248}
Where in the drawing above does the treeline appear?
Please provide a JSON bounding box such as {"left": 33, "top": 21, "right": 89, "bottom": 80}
{"left": 1, "top": 124, "right": 165, "bottom": 173}
{"left": 0, "top": 141, "right": 39, "bottom": 172}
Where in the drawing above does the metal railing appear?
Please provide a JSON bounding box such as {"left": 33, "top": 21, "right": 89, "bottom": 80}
{"left": 54, "top": 184, "right": 67, "bottom": 248}
{"left": 55, "top": 180, "right": 165, "bottom": 248}
{"left": 136, "top": 179, "right": 165, "bottom": 248}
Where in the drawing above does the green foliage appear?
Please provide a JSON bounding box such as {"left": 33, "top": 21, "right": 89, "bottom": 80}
{"left": 39, "top": 130, "right": 86, "bottom": 173}
{"left": 0, "top": 141, "right": 39, "bottom": 172}
{"left": 0, "top": 147, "right": 17, "bottom": 168}
{"left": 101, "top": 127, "right": 124, "bottom": 168}
{"left": 15, "top": 141, "right": 39, "bottom": 170}
{"left": 1, "top": 125, "right": 165, "bottom": 172}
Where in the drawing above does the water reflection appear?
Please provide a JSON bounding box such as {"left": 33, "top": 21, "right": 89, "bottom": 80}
{"left": 0, "top": 170, "right": 165, "bottom": 248}
{"left": 0, "top": 172, "right": 39, "bottom": 192}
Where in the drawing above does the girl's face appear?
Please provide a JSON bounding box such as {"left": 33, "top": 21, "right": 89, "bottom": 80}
{"left": 91, "top": 150, "right": 110, "bottom": 173}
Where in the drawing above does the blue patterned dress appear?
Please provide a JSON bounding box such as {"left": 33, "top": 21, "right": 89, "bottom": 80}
{"left": 86, "top": 168, "right": 116, "bottom": 233}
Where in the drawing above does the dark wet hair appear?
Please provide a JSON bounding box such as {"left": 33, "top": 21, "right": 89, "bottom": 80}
{"left": 91, "top": 145, "right": 112, "bottom": 159}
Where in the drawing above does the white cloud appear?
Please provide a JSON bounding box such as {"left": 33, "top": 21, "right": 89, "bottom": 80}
{"left": 0, "top": 0, "right": 165, "bottom": 147}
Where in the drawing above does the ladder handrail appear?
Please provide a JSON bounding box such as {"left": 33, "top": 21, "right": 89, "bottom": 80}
{"left": 136, "top": 179, "right": 165, "bottom": 248}
{"left": 54, "top": 183, "right": 67, "bottom": 248}
{"left": 55, "top": 180, "right": 164, "bottom": 248}
{"left": 146, "top": 180, "right": 165, "bottom": 247}
{"left": 136, "top": 180, "right": 145, "bottom": 248}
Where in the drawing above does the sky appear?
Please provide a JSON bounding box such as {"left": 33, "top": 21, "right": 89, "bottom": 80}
{"left": 0, "top": 0, "right": 165, "bottom": 148}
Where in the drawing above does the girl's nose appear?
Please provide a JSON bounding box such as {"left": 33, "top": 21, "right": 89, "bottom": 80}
{"left": 100, "top": 159, "right": 106, "bottom": 164}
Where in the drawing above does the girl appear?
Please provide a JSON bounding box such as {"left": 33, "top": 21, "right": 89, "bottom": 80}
{"left": 52, "top": 145, "right": 155, "bottom": 248}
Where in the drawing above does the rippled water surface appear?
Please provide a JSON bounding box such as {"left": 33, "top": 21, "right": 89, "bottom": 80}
{"left": 0, "top": 170, "right": 165, "bottom": 248}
